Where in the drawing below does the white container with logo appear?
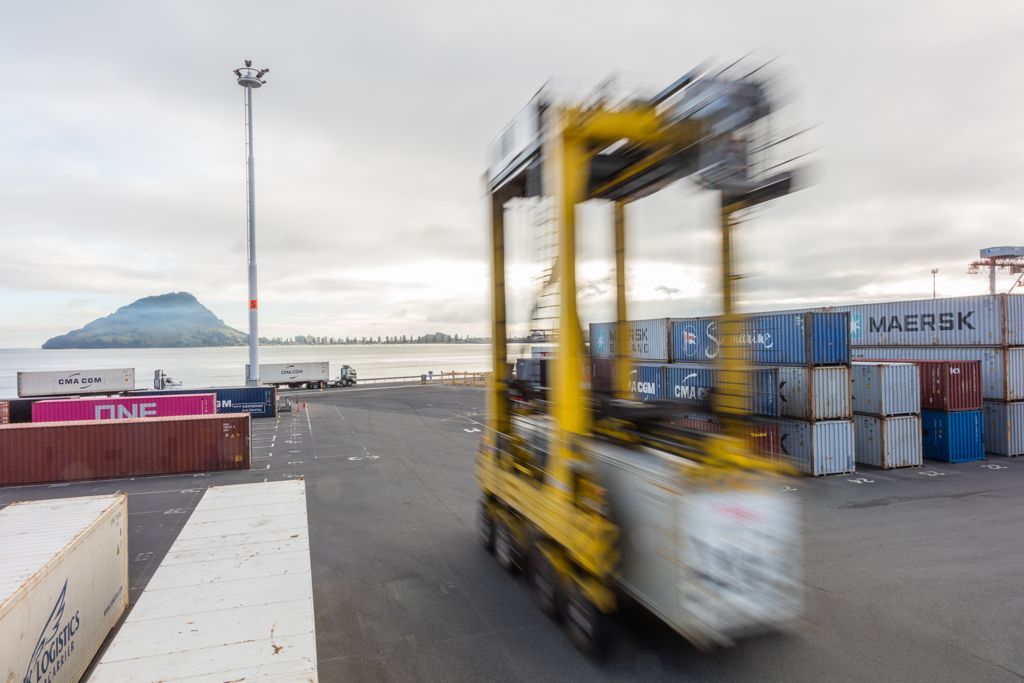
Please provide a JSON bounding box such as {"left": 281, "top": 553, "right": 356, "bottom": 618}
{"left": 248, "top": 362, "right": 330, "bottom": 386}
{"left": 17, "top": 369, "right": 135, "bottom": 398}
{"left": 1, "top": 494, "right": 128, "bottom": 683}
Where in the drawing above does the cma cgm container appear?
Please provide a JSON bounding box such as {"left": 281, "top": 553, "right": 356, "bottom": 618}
{"left": 854, "top": 414, "right": 923, "bottom": 469}
{"left": 250, "top": 362, "right": 329, "bottom": 387}
{"left": 130, "top": 386, "right": 277, "bottom": 418}
{"left": 851, "top": 362, "right": 921, "bottom": 416}
{"left": 982, "top": 401, "right": 1024, "bottom": 457}
{"left": 920, "top": 410, "right": 985, "bottom": 463}
{"left": 1, "top": 494, "right": 128, "bottom": 683}
{"left": 0, "top": 413, "right": 251, "bottom": 487}
{"left": 17, "top": 368, "right": 135, "bottom": 398}
{"left": 590, "top": 319, "right": 670, "bottom": 362}
{"left": 664, "top": 364, "right": 779, "bottom": 416}
{"left": 629, "top": 364, "right": 665, "bottom": 403}
{"left": 777, "top": 366, "right": 851, "bottom": 420}
{"left": 32, "top": 393, "right": 215, "bottom": 423}
{"left": 851, "top": 347, "right": 1009, "bottom": 401}
{"left": 778, "top": 418, "right": 856, "bottom": 476}
{"left": 670, "top": 313, "right": 850, "bottom": 366}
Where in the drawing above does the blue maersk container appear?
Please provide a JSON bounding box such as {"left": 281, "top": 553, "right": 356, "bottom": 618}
{"left": 664, "top": 364, "right": 778, "bottom": 416}
{"left": 670, "top": 312, "right": 850, "bottom": 366}
{"left": 630, "top": 364, "right": 665, "bottom": 403}
{"left": 921, "top": 410, "right": 985, "bottom": 462}
{"left": 130, "top": 386, "right": 277, "bottom": 418}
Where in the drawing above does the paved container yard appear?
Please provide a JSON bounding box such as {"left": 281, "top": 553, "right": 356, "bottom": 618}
{"left": 3, "top": 383, "right": 1023, "bottom": 682}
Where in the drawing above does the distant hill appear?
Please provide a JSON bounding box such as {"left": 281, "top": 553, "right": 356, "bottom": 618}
{"left": 42, "top": 292, "right": 249, "bottom": 349}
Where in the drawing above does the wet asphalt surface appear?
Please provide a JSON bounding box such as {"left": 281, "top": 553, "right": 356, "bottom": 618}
{"left": 3, "top": 382, "right": 1024, "bottom": 682}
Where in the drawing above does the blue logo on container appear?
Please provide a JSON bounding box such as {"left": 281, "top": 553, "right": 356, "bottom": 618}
{"left": 850, "top": 313, "right": 863, "bottom": 339}
{"left": 25, "top": 579, "right": 80, "bottom": 683}
{"left": 595, "top": 330, "right": 607, "bottom": 353}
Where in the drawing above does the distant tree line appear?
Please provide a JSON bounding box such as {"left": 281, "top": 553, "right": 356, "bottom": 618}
{"left": 258, "top": 333, "right": 488, "bottom": 345}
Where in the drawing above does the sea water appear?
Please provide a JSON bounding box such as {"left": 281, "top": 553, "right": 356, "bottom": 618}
{"left": 0, "top": 344, "right": 536, "bottom": 398}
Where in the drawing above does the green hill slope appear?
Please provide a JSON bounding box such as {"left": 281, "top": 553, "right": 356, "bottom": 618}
{"left": 43, "top": 292, "right": 249, "bottom": 349}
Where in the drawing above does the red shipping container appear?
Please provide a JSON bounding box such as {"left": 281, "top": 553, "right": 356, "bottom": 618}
{"left": 859, "top": 359, "right": 982, "bottom": 412}
{"left": 0, "top": 413, "right": 250, "bottom": 487}
{"left": 670, "top": 417, "right": 781, "bottom": 457}
{"left": 32, "top": 393, "right": 216, "bottom": 423}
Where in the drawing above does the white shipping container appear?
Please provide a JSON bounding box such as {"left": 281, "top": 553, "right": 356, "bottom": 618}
{"left": 249, "top": 362, "right": 330, "bottom": 386}
{"left": 17, "top": 369, "right": 135, "bottom": 398}
{"left": 1, "top": 494, "right": 128, "bottom": 683}
{"left": 589, "top": 319, "right": 669, "bottom": 361}
{"left": 982, "top": 401, "right": 1024, "bottom": 457}
{"left": 777, "top": 366, "right": 851, "bottom": 420}
{"left": 850, "top": 346, "right": 1024, "bottom": 401}
{"left": 89, "top": 480, "right": 317, "bottom": 682}
{"left": 778, "top": 419, "right": 856, "bottom": 476}
{"left": 854, "top": 415, "right": 923, "bottom": 468}
{"left": 851, "top": 362, "right": 921, "bottom": 416}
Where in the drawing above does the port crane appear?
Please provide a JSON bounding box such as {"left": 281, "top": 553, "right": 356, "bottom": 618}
{"left": 477, "top": 64, "right": 810, "bottom": 653}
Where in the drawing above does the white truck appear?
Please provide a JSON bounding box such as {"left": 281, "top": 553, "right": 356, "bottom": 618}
{"left": 249, "top": 362, "right": 357, "bottom": 389}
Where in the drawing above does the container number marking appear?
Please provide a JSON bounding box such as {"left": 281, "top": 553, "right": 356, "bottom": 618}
{"left": 981, "top": 464, "right": 1007, "bottom": 470}
{"left": 847, "top": 478, "right": 874, "bottom": 484}
{"left": 919, "top": 471, "right": 945, "bottom": 476}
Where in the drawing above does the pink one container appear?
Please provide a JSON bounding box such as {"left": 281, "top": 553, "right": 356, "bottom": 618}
{"left": 32, "top": 393, "right": 216, "bottom": 423}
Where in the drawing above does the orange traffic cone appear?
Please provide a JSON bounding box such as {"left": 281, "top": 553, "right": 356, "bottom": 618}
{"left": 303, "top": 400, "right": 307, "bottom": 408}
{"left": 296, "top": 401, "right": 301, "bottom": 413}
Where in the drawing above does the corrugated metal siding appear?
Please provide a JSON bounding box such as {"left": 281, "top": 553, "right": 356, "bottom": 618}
{"left": 669, "top": 418, "right": 781, "bottom": 456}
{"left": 670, "top": 318, "right": 723, "bottom": 363}
{"left": 590, "top": 319, "right": 670, "bottom": 361}
{"left": 982, "top": 401, "right": 1024, "bottom": 456}
{"left": 854, "top": 414, "right": 922, "bottom": 468}
{"left": 778, "top": 419, "right": 856, "bottom": 476}
{"left": 32, "top": 394, "right": 216, "bottom": 423}
{"left": 920, "top": 410, "right": 985, "bottom": 462}
{"left": 0, "top": 413, "right": 251, "bottom": 487}
{"left": 0, "top": 402, "right": 7, "bottom": 425}
{"left": 630, "top": 364, "right": 665, "bottom": 403}
{"left": 850, "top": 347, "right": 1020, "bottom": 402}
{"left": 1006, "top": 296, "right": 1024, "bottom": 346}
{"left": 130, "top": 387, "right": 277, "bottom": 418}
{"left": 663, "top": 365, "right": 778, "bottom": 416}
{"left": 777, "top": 366, "right": 851, "bottom": 420}
{"left": 590, "top": 359, "right": 613, "bottom": 394}
{"left": 851, "top": 363, "right": 920, "bottom": 416}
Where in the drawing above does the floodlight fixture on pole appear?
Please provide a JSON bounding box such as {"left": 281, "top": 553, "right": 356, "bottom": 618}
{"left": 931, "top": 269, "right": 938, "bottom": 299}
{"left": 235, "top": 60, "right": 269, "bottom": 386}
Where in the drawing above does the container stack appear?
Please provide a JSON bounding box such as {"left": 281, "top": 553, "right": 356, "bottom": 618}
{"left": 851, "top": 362, "right": 923, "bottom": 469}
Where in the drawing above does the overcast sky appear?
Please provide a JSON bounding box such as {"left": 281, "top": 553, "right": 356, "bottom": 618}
{"left": 1, "top": 1, "right": 1022, "bottom": 347}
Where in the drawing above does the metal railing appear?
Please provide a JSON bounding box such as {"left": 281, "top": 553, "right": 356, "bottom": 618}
{"left": 438, "top": 371, "right": 492, "bottom": 386}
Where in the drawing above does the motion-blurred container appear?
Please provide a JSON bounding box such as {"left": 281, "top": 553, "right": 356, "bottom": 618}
{"left": 670, "top": 417, "right": 781, "bottom": 457}
{"left": 777, "top": 366, "right": 851, "bottom": 420}
{"left": 920, "top": 410, "right": 985, "bottom": 463}
{"left": 853, "top": 414, "right": 923, "bottom": 469}
{"left": 0, "top": 494, "right": 128, "bottom": 683}
{"left": 670, "top": 313, "right": 851, "bottom": 366}
{"left": 777, "top": 419, "right": 856, "bottom": 476}
{"left": 982, "top": 401, "right": 1024, "bottom": 457}
{"left": 851, "top": 362, "right": 920, "bottom": 416}
{"left": 664, "top": 365, "right": 779, "bottom": 416}
{"left": 630, "top": 363, "right": 665, "bottom": 403}
{"left": 0, "top": 413, "right": 251, "bottom": 487}
{"left": 590, "top": 319, "right": 670, "bottom": 362}
{"left": 32, "top": 394, "right": 215, "bottom": 423}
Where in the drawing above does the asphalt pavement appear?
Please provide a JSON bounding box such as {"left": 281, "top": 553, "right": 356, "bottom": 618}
{"left": 4, "top": 383, "right": 1023, "bottom": 682}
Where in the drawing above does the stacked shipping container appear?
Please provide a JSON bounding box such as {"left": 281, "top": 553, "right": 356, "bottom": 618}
{"left": 32, "top": 393, "right": 216, "bottom": 422}
{"left": 851, "top": 362, "right": 923, "bottom": 468}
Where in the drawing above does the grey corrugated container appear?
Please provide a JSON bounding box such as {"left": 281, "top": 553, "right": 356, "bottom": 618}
{"left": 854, "top": 414, "right": 923, "bottom": 468}
{"left": 850, "top": 346, "right": 1024, "bottom": 402}
{"left": 778, "top": 418, "right": 856, "bottom": 476}
{"left": 589, "top": 319, "right": 670, "bottom": 361}
{"left": 778, "top": 366, "right": 851, "bottom": 420}
{"left": 851, "top": 362, "right": 920, "bottom": 416}
{"left": 982, "top": 400, "right": 1024, "bottom": 456}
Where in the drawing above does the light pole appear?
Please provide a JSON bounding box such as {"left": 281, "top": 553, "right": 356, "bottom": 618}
{"left": 234, "top": 61, "right": 268, "bottom": 387}
{"left": 931, "top": 269, "right": 939, "bottom": 299}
